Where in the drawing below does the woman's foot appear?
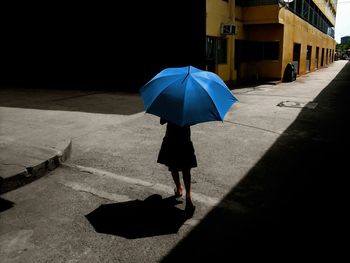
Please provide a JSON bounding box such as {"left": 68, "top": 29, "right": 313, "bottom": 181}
{"left": 174, "top": 187, "right": 183, "bottom": 198}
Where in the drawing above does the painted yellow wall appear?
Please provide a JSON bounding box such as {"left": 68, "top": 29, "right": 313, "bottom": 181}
{"left": 234, "top": 4, "right": 283, "bottom": 80}
{"left": 242, "top": 5, "right": 280, "bottom": 24}
{"left": 208, "top": 1, "right": 336, "bottom": 82}
{"left": 242, "top": 24, "right": 283, "bottom": 80}
{"left": 206, "top": 0, "right": 232, "bottom": 36}
{"left": 206, "top": 0, "right": 235, "bottom": 81}
{"left": 280, "top": 8, "right": 336, "bottom": 77}
{"left": 217, "top": 36, "right": 234, "bottom": 81}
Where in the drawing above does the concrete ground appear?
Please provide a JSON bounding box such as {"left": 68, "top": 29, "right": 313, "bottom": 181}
{"left": 0, "top": 60, "right": 349, "bottom": 262}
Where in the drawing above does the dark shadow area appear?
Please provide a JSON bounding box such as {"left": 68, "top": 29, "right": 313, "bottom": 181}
{"left": 162, "top": 63, "right": 350, "bottom": 262}
{"left": 0, "top": 1, "right": 206, "bottom": 92}
{"left": 0, "top": 198, "right": 14, "bottom": 213}
{"left": 85, "top": 194, "right": 187, "bottom": 239}
{"left": 0, "top": 87, "right": 145, "bottom": 115}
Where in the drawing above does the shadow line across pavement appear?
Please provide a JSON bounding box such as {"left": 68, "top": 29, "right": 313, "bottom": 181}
{"left": 161, "top": 62, "right": 349, "bottom": 261}
{"left": 0, "top": 88, "right": 145, "bottom": 115}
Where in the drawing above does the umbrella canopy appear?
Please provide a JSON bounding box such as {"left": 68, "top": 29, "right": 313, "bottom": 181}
{"left": 140, "top": 66, "right": 237, "bottom": 126}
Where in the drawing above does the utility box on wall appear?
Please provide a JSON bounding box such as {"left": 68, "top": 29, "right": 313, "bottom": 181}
{"left": 221, "top": 23, "right": 236, "bottom": 35}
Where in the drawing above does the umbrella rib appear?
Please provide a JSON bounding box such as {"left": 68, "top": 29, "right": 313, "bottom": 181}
{"left": 181, "top": 77, "right": 191, "bottom": 126}
{"left": 194, "top": 73, "right": 228, "bottom": 89}
{"left": 193, "top": 74, "right": 237, "bottom": 104}
{"left": 181, "top": 66, "right": 191, "bottom": 85}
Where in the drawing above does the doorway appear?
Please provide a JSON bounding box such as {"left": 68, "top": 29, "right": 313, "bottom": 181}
{"left": 315, "top": 47, "right": 319, "bottom": 69}
{"left": 293, "top": 43, "right": 301, "bottom": 74}
{"left": 306, "top": 45, "right": 312, "bottom": 72}
{"left": 321, "top": 48, "right": 324, "bottom": 66}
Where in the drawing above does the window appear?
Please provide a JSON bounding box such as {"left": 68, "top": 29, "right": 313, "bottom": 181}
{"left": 288, "top": 0, "right": 334, "bottom": 37}
{"left": 217, "top": 38, "right": 227, "bottom": 64}
{"left": 238, "top": 41, "right": 279, "bottom": 62}
{"left": 296, "top": 0, "right": 302, "bottom": 14}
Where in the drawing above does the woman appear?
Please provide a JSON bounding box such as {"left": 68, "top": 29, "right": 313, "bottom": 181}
{"left": 157, "top": 118, "right": 197, "bottom": 218}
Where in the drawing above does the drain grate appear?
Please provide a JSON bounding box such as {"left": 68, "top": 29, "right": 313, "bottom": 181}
{"left": 277, "top": 101, "right": 318, "bottom": 109}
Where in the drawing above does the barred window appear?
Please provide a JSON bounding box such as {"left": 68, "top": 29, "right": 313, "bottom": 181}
{"left": 238, "top": 41, "right": 279, "bottom": 62}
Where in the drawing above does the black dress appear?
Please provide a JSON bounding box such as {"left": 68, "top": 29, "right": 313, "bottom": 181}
{"left": 157, "top": 119, "right": 197, "bottom": 172}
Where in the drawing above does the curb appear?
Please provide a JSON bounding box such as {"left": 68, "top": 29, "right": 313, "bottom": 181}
{"left": 0, "top": 140, "right": 72, "bottom": 194}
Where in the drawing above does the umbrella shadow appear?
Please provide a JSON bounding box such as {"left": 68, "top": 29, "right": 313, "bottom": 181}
{"left": 85, "top": 194, "right": 187, "bottom": 239}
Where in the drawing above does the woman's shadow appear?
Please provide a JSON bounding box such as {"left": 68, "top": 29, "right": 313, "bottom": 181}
{"left": 85, "top": 194, "right": 187, "bottom": 239}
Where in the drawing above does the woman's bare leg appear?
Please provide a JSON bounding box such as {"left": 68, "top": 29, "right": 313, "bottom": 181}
{"left": 183, "top": 169, "right": 195, "bottom": 218}
{"left": 171, "top": 171, "right": 182, "bottom": 196}
{"left": 182, "top": 169, "right": 192, "bottom": 200}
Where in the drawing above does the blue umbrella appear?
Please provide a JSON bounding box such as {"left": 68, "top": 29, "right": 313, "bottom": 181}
{"left": 140, "top": 66, "right": 237, "bottom": 127}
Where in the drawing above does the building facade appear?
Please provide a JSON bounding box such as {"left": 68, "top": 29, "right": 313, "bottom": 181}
{"left": 206, "top": 0, "right": 337, "bottom": 84}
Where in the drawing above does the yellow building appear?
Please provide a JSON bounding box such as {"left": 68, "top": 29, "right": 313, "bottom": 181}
{"left": 206, "top": 0, "right": 337, "bottom": 84}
